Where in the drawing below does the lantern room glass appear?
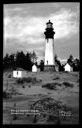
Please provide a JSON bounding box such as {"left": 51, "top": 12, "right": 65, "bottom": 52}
{"left": 46, "top": 20, "right": 53, "bottom": 28}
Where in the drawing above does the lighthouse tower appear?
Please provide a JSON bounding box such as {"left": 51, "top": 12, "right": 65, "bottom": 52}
{"left": 44, "top": 20, "right": 55, "bottom": 71}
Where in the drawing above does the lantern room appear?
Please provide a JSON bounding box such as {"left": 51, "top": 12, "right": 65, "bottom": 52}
{"left": 44, "top": 20, "right": 55, "bottom": 39}
{"left": 46, "top": 20, "right": 53, "bottom": 28}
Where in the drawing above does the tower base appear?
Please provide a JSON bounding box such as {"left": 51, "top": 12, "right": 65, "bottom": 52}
{"left": 44, "top": 65, "right": 55, "bottom": 71}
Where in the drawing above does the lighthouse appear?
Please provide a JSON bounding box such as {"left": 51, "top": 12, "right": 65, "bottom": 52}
{"left": 44, "top": 20, "right": 55, "bottom": 71}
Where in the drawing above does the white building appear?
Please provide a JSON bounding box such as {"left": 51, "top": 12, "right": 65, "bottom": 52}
{"left": 32, "top": 64, "right": 37, "bottom": 72}
{"left": 13, "top": 68, "right": 27, "bottom": 78}
{"left": 64, "top": 63, "right": 73, "bottom": 72}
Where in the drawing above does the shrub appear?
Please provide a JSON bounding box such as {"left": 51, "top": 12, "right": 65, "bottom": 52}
{"left": 8, "top": 74, "right": 11, "bottom": 78}
{"left": 54, "top": 82, "right": 61, "bottom": 86}
{"left": 42, "top": 83, "right": 57, "bottom": 90}
{"left": 16, "top": 78, "right": 24, "bottom": 84}
{"left": 42, "top": 82, "right": 62, "bottom": 90}
{"left": 16, "top": 77, "right": 42, "bottom": 84}
{"left": 22, "top": 85, "right": 25, "bottom": 88}
{"left": 3, "top": 91, "right": 11, "bottom": 99}
{"left": 53, "top": 77, "right": 60, "bottom": 80}
{"left": 16, "top": 77, "right": 32, "bottom": 84}
{"left": 63, "top": 82, "right": 74, "bottom": 87}
{"left": 23, "top": 77, "right": 32, "bottom": 82}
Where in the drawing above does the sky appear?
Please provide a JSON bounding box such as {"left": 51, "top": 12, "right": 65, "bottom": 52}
{"left": 3, "top": 2, "right": 80, "bottom": 62}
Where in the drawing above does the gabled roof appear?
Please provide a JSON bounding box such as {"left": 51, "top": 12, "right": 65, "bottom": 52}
{"left": 64, "top": 63, "right": 73, "bottom": 68}
{"left": 15, "top": 68, "right": 25, "bottom": 71}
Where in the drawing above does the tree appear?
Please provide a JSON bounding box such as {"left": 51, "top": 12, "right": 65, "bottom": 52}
{"left": 39, "top": 60, "right": 44, "bottom": 71}
{"left": 16, "top": 51, "right": 33, "bottom": 71}
{"left": 15, "top": 51, "right": 26, "bottom": 69}
{"left": 67, "top": 54, "right": 74, "bottom": 66}
{"left": 3, "top": 51, "right": 36, "bottom": 71}
{"left": 9, "top": 54, "right": 15, "bottom": 69}
{"left": 54, "top": 54, "right": 58, "bottom": 62}
{"left": 30, "top": 51, "right": 37, "bottom": 64}
{"left": 54, "top": 54, "right": 62, "bottom": 71}
{"left": 25, "top": 52, "right": 33, "bottom": 71}
{"left": 3, "top": 53, "right": 10, "bottom": 70}
{"left": 73, "top": 58, "right": 80, "bottom": 71}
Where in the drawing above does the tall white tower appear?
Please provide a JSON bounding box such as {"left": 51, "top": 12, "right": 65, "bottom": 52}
{"left": 44, "top": 20, "right": 55, "bottom": 71}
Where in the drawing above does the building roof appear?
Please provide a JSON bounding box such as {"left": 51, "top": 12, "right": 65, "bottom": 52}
{"left": 46, "top": 20, "right": 53, "bottom": 24}
{"left": 15, "top": 68, "right": 26, "bottom": 71}
{"left": 64, "top": 63, "right": 72, "bottom": 67}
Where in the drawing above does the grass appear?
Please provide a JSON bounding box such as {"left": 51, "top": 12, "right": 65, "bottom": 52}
{"left": 3, "top": 71, "right": 79, "bottom": 124}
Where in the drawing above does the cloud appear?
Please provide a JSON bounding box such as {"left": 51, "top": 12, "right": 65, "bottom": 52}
{"left": 4, "top": 8, "right": 79, "bottom": 41}
{"left": 4, "top": 3, "right": 61, "bottom": 18}
{"left": 49, "top": 8, "right": 79, "bottom": 39}
{"left": 3, "top": 3, "right": 79, "bottom": 59}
